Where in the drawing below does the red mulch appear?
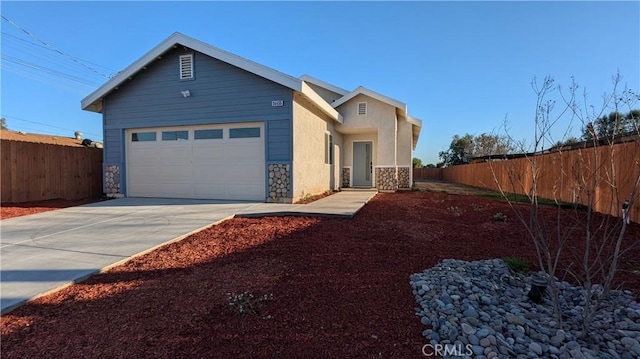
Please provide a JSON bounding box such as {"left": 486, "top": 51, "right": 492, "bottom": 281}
{"left": 0, "top": 198, "right": 102, "bottom": 220}
{"left": 1, "top": 191, "right": 639, "bottom": 358}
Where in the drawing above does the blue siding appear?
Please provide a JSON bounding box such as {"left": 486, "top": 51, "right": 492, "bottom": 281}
{"left": 266, "top": 119, "right": 292, "bottom": 161}
{"left": 102, "top": 47, "right": 294, "bottom": 193}
{"left": 104, "top": 129, "right": 121, "bottom": 164}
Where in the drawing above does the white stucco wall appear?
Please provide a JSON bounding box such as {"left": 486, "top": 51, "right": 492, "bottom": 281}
{"left": 292, "top": 93, "right": 341, "bottom": 201}
{"left": 396, "top": 116, "right": 413, "bottom": 167}
{"left": 335, "top": 94, "right": 397, "bottom": 166}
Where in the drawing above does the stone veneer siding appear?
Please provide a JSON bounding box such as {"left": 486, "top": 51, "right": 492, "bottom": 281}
{"left": 105, "top": 164, "right": 121, "bottom": 195}
{"left": 398, "top": 167, "right": 411, "bottom": 188}
{"left": 375, "top": 167, "right": 398, "bottom": 191}
{"left": 268, "top": 164, "right": 290, "bottom": 201}
{"left": 341, "top": 167, "right": 351, "bottom": 188}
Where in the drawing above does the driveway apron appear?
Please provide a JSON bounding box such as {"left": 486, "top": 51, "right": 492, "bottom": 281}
{"left": 0, "top": 198, "right": 259, "bottom": 314}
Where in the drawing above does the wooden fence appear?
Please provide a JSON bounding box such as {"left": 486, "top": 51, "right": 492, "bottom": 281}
{"left": 413, "top": 167, "right": 443, "bottom": 180}
{"left": 1, "top": 140, "right": 103, "bottom": 203}
{"left": 431, "top": 141, "right": 640, "bottom": 223}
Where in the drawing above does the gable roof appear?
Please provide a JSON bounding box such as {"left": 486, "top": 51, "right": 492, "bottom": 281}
{"left": 332, "top": 86, "right": 407, "bottom": 114}
{"left": 332, "top": 86, "right": 423, "bottom": 149}
{"left": 300, "top": 74, "right": 349, "bottom": 97}
{"left": 0, "top": 129, "right": 84, "bottom": 147}
{"left": 81, "top": 32, "right": 341, "bottom": 122}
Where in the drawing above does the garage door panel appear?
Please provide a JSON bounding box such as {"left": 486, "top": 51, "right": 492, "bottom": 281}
{"left": 192, "top": 166, "right": 226, "bottom": 179}
{"left": 161, "top": 167, "right": 193, "bottom": 183}
{"left": 129, "top": 183, "right": 162, "bottom": 196}
{"left": 129, "top": 148, "right": 158, "bottom": 160}
{"left": 224, "top": 184, "right": 264, "bottom": 198}
{"left": 193, "top": 184, "right": 226, "bottom": 197}
{"left": 225, "top": 166, "right": 263, "bottom": 182}
{"left": 131, "top": 165, "right": 163, "bottom": 178}
{"left": 127, "top": 123, "right": 266, "bottom": 201}
{"left": 160, "top": 184, "right": 193, "bottom": 198}
{"left": 225, "top": 144, "right": 262, "bottom": 160}
{"left": 193, "top": 149, "right": 225, "bottom": 161}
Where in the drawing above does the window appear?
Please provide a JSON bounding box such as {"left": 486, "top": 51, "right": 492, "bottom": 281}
{"left": 131, "top": 132, "right": 156, "bottom": 142}
{"left": 194, "top": 129, "right": 223, "bottom": 140}
{"left": 229, "top": 127, "right": 260, "bottom": 138}
{"left": 179, "top": 54, "right": 193, "bottom": 79}
{"left": 324, "top": 133, "right": 333, "bottom": 165}
{"left": 162, "top": 130, "right": 188, "bottom": 141}
{"left": 357, "top": 102, "right": 367, "bottom": 115}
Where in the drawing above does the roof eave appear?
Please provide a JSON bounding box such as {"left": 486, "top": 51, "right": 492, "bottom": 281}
{"left": 332, "top": 86, "right": 407, "bottom": 111}
{"left": 407, "top": 115, "right": 422, "bottom": 150}
{"left": 300, "top": 82, "right": 343, "bottom": 123}
{"left": 82, "top": 32, "right": 303, "bottom": 113}
{"left": 299, "top": 74, "right": 349, "bottom": 96}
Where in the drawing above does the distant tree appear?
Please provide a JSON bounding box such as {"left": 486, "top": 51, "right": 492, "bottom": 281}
{"left": 0, "top": 117, "right": 7, "bottom": 130}
{"left": 473, "top": 133, "right": 514, "bottom": 157}
{"left": 439, "top": 133, "right": 513, "bottom": 166}
{"left": 425, "top": 163, "right": 436, "bottom": 168}
{"left": 439, "top": 134, "right": 474, "bottom": 166}
{"left": 552, "top": 136, "right": 581, "bottom": 148}
{"left": 413, "top": 157, "right": 424, "bottom": 168}
{"left": 582, "top": 109, "right": 640, "bottom": 141}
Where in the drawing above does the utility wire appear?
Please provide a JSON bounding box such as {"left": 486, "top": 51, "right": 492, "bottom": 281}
{"left": 0, "top": 63, "right": 88, "bottom": 93}
{"left": 1, "top": 15, "right": 110, "bottom": 79}
{"left": 1, "top": 115, "right": 103, "bottom": 138}
{"left": 2, "top": 38, "right": 108, "bottom": 82}
{"left": 2, "top": 54, "right": 102, "bottom": 86}
{"left": 1, "top": 31, "right": 115, "bottom": 73}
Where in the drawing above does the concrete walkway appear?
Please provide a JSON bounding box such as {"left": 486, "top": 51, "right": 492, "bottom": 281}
{"left": 236, "top": 189, "right": 378, "bottom": 218}
{"left": 0, "top": 190, "right": 377, "bottom": 314}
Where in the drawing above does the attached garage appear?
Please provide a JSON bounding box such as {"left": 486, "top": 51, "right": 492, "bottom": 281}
{"left": 126, "top": 122, "right": 265, "bottom": 201}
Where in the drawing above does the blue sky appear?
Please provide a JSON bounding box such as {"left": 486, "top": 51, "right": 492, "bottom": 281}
{"left": 1, "top": 1, "right": 638, "bottom": 165}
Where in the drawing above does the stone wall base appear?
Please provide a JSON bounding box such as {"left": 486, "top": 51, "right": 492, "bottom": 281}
{"left": 341, "top": 167, "right": 351, "bottom": 188}
{"left": 375, "top": 167, "right": 398, "bottom": 191}
{"left": 105, "top": 164, "right": 122, "bottom": 195}
{"left": 268, "top": 164, "right": 291, "bottom": 202}
{"left": 398, "top": 167, "right": 411, "bottom": 188}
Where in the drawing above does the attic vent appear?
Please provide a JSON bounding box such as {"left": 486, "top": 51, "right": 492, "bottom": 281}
{"left": 179, "top": 54, "right": 193, "bottom": 79}
{"left": 357, "top": 102, "right": 367, "bottom": 115}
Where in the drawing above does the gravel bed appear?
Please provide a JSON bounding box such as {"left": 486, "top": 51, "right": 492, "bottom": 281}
{"left": 411, "top": 259, "right": 640, "bottom": 359}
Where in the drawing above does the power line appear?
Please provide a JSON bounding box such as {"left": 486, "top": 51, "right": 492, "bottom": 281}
{"left": 1, "top": 15, "right": 110, "bottom": 79}
{"left": 0, "top": 62, "right": 89, "bottom": 93}
{"left": 1, "top": 115, "right": 103, "bottom": 138}
{"left": 1, "top": 31, "right": 115, "bottom": 73}
{"left": 2, "top": 38, "right": 108, "bottom": 82}
{"left": 2, "top": 54, "right": 102, "bottom": 86}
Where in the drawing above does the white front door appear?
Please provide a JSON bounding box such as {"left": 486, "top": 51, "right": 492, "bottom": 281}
{"left": 353, "top": 141, "right": 372, "bottom": 187}
{"left": 126, "top": 123, "right": 265, "bottom": 201}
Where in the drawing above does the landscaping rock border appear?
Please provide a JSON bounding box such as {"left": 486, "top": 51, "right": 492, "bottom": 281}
{"left": 411, "top": 259, "right": 640, "bottom": 359}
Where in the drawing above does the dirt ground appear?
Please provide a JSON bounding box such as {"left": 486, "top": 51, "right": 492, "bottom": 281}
{"left": 2, "top": 191, "right": 639, "bottom": 358}
{"left": 0, "top": 198, "right": 102, "bottom": 220}
{"left": 413, "top": 179, "right": 495, "bottom": 195}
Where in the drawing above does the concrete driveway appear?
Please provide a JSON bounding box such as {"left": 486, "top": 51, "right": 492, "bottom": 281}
{"left": 0, "top": 198, "right": 259, "bottom": 314}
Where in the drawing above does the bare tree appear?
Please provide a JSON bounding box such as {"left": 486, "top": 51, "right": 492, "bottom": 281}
{"left": 490, "top": 74, "right": 640, "bottom": 337}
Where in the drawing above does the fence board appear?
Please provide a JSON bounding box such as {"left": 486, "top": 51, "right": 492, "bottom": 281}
{"left": 1, "top": 140, "right": 103, "bottom": 203}
{"left": 439, "top": 141, "right": 640, "bottom": 223}
{"left": 413, "top": 167, "right": 443, "bottom": 180}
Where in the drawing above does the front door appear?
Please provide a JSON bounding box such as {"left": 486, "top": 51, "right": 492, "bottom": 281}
{"left": 353, "top": 141, "right": 372, "bottom": 187}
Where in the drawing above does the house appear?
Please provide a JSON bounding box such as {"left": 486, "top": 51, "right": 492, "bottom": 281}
{"left": 81, "top": 33, "right": 422, "bottom": 202}
{"left": 0, "top": 129, "right": 85, "bottom": 147}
